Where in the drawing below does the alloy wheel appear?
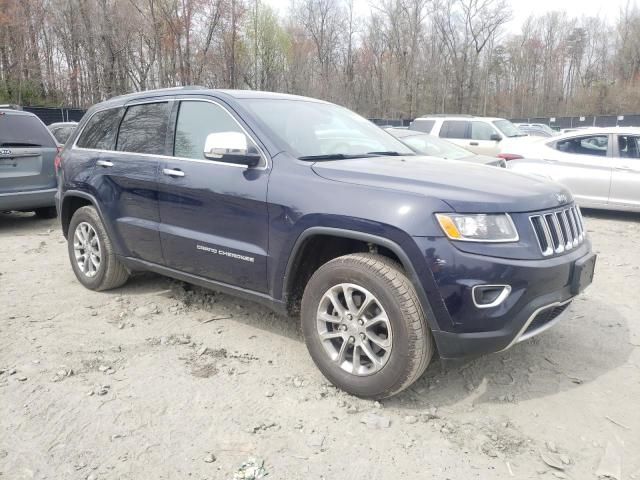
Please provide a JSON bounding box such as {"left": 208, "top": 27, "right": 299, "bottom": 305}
{"left": 316, "top": 283, "right": 393, "bottom": 376}
{"left": 73, "top": 221, "right": 101, "bottom": 278}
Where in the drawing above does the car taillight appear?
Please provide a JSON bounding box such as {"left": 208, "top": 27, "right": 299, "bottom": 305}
{"left": 54, "top": 146, "right": 62, "bottom": 174}
{"left": 496, "top": 153, "right": 523, "bottom": 161}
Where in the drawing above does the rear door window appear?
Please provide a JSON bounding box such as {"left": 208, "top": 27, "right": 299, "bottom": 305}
{"left": 617, "top": 135, "right": 640, "bottom": 159}
{"left": 0, "top": 114, "right": 56, "bottom": 148}
{"left": 439, "top": 120, "right": 469, "bottom": 139}
{"left": 76, "top": 108, "right": 124, "bottom": 150}
{"left": 116, "top": 103, "right": 169, "bottom": 155}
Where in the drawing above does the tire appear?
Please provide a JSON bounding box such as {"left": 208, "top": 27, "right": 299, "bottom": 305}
{"left": 301, "top": 253, "right": 433, "bottom": 399}
{"left": 67, "top": 205, "right": 129, "bottom": 291}
{"left": 34, "top": 206, "right": 57, "bottom": 219}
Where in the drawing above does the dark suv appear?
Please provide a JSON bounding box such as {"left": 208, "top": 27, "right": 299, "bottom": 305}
{"left": 1, "top": 109, "right": 59, "bottom": 218}
{"left": 57, "top": 88, "right": 596, "bottom": 399}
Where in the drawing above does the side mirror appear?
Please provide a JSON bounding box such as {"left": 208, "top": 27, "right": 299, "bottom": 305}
{"left": 204, "top": 131, "right": 261, "bottom": 167}
{"left": 490, "top": 133, "right": 502, "bottom": 142}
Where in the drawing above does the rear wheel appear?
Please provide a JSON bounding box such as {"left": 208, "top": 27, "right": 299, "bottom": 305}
{"left": 67, "top": 206, "right": 129, "bottom": 291}
{"left": 34, "top": 207, "right": 57, "bottom": 219}
{"left": 301, "top": 253, "right": 433, "bottom": 399}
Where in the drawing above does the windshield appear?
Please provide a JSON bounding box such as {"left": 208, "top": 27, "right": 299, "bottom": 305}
{"left": 536, "top": 124, "right": 556, "bottom": 135}
{"left": 0, "top": 113, "right": 56, "bottom": 147}
{"left": 400, "top": 134, "right": 471, "bottom": 160}
{"left": 493, "top": 119, "right": 526, "bottom": 138}
{"left": 239, "top": 99, "right": 414, "bottom": 159}
{"left": 51, "top": 125, "right": 76, "bottom": 144}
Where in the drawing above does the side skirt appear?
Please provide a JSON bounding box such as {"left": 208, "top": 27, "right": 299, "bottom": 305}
{"left": 121, "top": 256, "right": 288, "bottom": 316}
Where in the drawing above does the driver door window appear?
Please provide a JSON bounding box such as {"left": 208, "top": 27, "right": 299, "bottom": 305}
{"left": 471, "top": 122, "right": 497, "bottom": 141}
{"left": 174, "top": 101, "right": 260, "bottom": 162}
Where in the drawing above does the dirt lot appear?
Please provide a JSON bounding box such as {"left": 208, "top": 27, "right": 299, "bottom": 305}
{"left": 1, "top": 209, "right": 639, "bottom": 480}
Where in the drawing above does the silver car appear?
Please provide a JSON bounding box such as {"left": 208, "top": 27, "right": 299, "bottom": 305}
{"left": 48, "top": 121, "right": 78, "bottom": 145}
{"left": 502, "top": 127, "right": 640, "bottom": 212}
{"left": 0, "top": 108, "right": 59, "bottom": 217}
{"left": 386, "top": 128, "right": 506, "bottom": 167}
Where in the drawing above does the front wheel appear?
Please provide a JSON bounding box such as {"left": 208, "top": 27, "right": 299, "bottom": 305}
{"left": 67, "top": 206, "right": 129, "bottom": 291}
{"left": 301, "top": 253, "right": 433, "bottom": 399}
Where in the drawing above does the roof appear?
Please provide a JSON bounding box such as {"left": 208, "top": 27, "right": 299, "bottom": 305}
{"left": 555, "top": 126, "right": 640, "bottom": 138}
{"left": 216, "top": 89, "right": 325, "bottom": 102}
{"left": 48, "top": 121, "right": 78, "bottom": 127}
{"left": 415, "top": 115, "right": 505, "bottom": 122}
{"left": 0, "top": 108, "right": 36, "bottom": 117}
{"left": 98, "top": 87, "right": 326, "bottom": 110}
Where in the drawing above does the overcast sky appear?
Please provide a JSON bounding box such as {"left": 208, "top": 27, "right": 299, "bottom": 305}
{"left": 508, "top": 0, "right": 633, "bottom": 31}
{"left": 262, "top": 0, "right": 636, "bottom": 33}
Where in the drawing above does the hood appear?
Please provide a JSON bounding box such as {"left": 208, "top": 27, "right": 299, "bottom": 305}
{"left": 311, "top": 155, "right": 573, "bottom": 213}
{"left": 499, "top": 135, "right": 547, "bottom": 154}
{"left": 463, "top": 154, "right": 506, "bottom": 167}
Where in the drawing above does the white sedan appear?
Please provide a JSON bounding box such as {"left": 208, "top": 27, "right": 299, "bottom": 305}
{"left": 500, "top": 127, "right": 640, "bottom": 212}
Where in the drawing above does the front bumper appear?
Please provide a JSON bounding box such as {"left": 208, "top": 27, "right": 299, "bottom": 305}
{"left": 412, "top": 237, "right": 594, "bottom": 359}
{"left": 0, "top": 188, "right": 57, "bottom": 211}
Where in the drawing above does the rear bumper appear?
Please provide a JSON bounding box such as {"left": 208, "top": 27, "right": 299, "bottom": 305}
{"left": 0, "top": 188, "right": 56, "bottom": 211}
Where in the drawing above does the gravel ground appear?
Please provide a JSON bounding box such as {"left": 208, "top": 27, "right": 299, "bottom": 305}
{"left": 1, "top": 209, "right": 639, "bottom": 480}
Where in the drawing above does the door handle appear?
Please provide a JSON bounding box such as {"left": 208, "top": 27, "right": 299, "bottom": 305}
{"left": 615, "top": 165, "right": 632, "bottom": 171}
{"left": 470, "top": 142, "right": 479, "bottom": 146}
{"left": 163, "top": 168, "right": 185, "bottom": 177}
{"left": 96, "top": 160, "right": 113, "bottom": 167}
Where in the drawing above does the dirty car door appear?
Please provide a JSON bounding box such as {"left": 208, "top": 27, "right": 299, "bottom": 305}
{"left": 157, "top": 99, "right": 270, "bottom": 293}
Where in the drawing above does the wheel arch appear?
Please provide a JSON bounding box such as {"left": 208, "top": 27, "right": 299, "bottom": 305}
{"left": 60, "top": 191, "right": 122, "bottom": 254}
{"left": 282, "top": 227, "right": 441, "bottom": 333}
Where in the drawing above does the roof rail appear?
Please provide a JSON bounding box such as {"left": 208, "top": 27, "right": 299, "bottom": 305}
{"left": 110, "top": 85, "right": 207, "bottom": 101}
{"left": 0, "top": 104, "right": 23, "bottom": 110}
{"left": 415, "top": 114, "right": 475, "bottom": 118}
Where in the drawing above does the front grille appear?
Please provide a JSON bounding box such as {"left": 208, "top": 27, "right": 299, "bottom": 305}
{"left": 523, "top": 303, "right": 570, "bottom": 337}
{"left": 530, "top": 205, "right": 585, "bottom": 256}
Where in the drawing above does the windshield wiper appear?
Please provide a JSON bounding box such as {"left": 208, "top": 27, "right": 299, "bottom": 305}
{"left": 299, "top": 153, "right": 369, "bottom": 161}
{"left": 365, "top": 151, "right": 407, "bottom": 156}
{"left": 299, "top": 151, "right": 410, "bottom": 161}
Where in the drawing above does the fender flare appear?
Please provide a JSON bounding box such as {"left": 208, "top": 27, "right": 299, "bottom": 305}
{"left": 282, "top": 226, "right": 444, "bottom": 334}
{"left": 60, "top": 191, "right": 123, "bottom": 254}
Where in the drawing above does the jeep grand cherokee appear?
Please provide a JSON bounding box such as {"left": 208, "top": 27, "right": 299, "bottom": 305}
{"left": 56, "top": 88, "right": 596, "bottom": 399}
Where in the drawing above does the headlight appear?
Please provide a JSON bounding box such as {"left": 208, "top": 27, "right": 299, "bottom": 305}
{"left": 435, "top": 213, "right": 519, "bottom": 242}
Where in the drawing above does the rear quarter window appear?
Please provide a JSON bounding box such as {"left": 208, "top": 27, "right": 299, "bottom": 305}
{"left": 0, "top": 114, "right": 56, "bottom": 148}
{"left": 76, "top": 108, "right": 124, "bottom": 150}
{"left": 410, "top": 119, "right": 435, "bottom": 133}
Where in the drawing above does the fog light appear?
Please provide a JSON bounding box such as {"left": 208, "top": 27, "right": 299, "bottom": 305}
{"left": 472, "top": 285, "right": 511, "bottom": 309}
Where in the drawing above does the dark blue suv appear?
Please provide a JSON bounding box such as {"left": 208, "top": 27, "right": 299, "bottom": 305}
{"left": 57, "top": 88, "right": 596, "bottom": 399}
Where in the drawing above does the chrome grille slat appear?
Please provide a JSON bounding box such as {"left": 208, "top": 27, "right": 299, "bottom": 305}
{"left": 561, "top": 210, "right": 573, "bottom": 248}
{"left": 530, "top": 204, "right": 586, "bottom": 257}
{"left": 567, "top": 208, "right": 579, "bottom": 247}
{"left": 576, "top": 208, "right": 583, "bottom": 241}
{"left": 550, "top": 214, "right": 565, "bottom": 253}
